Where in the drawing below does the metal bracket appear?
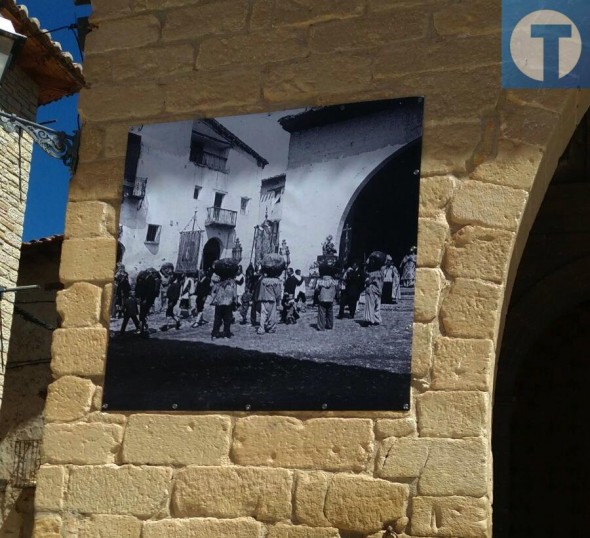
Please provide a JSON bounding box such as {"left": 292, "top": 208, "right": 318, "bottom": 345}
{"left": 0, "top": 111, "right": 79, "bottom": 172}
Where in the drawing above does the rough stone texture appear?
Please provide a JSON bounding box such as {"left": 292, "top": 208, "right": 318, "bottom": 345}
{"left": 44, "top": 375, "right": 95, "bottom": 422}
{"left": 377, "top": 438, "right": 488, "bottom": 496}
{"left": 431, "top": 338, "right": 494, "bottom": 391}
{"left": 232, "top": 416, "right": 373, "bottom": 471}
{"left": 172, "top": 466, "right": 292, "bottom": 521}
{"left": 86, "top": 15, "right": 160, "bottom": 54}
{"left": 112, "top": 44, "right": 195, "bottom": 82}
{"left": 102, "top": 283, "right": 113, "bottom": 324}
{"left": 294, "top": 471, "right": 333, "bottom": 527}
{"left": 419, "top": 175, "right": 457, "bottom": 217}
{"left": 412, "top": 322, "right": 434, "bottom": 378}
{"left": 68, "top": 159, "right": 125, "bottom": 202}
{"left": 33, "top": 515, "right": 61, "bottom": 538}
{"left": 444, "top": 226, "right": 515, "bottom": 283}
{"left": 56, "top": 282, "right": 103, "bottom": 328}
{"left": 60, "top": 238, "right": 117, "bottom": 284}
{"left": 51, "top": 327, "right": 108, "bottom": 377}
{"left": 417, "top": 218, "right": 448, "bottom": 267}
{"left": 143, "top": 517, "right": 263, "bottom": 538}
{"left": 375, "top": 418, "right": 417, "bottom": 439}
{"left": 65, "top": 465, "right": 173, "bottom": 516}
{"left": 450, "top": 181, "right": 528, "bottom": 231}
{"left": 35, "top": 466, "right": 67, "bottom": 512}
{"left": 268, "top": 524, "right": 340, "bottom": 538}
{"left": 433, "top": 0, "right": 500, "bottom": 36}
{"left": 76, "top": 515, "right": 142, "bottom": 537}
{"left": 65, "top": 201, "right": 117, "bottom": 239}
{"left": 272, "top": 0, "right": 365, "bottom": 27}
{"left": 416, "top": 391, "right": 487, "bottom": 438}
{"left": 412, "top": 496, "right": 489, "bottom": 537}
{"left": 324, "top": 474, "right": 409, "bottom": 533}
{"left": 440, "top": 279, "right": 502, "bottom": 339}
{"left": 414, "top": 268, "right": 445, "bottom": 322}
{"left": 123, "top": 414, "right": 231, "bottom": 465}
{"left": 42, "top": 422, "right": 123, "bottom": 465}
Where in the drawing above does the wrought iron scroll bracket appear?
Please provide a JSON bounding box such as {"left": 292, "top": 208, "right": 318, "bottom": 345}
{"left": 0, "top": 111, "right": 79, "bottom": 172}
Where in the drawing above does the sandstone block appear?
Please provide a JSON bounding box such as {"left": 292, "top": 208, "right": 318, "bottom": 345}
{"left": 60, "top": 238, "right": 117, "bottom": 284}
{"left": 69, "top": 159, "right": 124, "bottom": 203}
{"left": 310, "top": 8, "right": 428, "bottom": 52}
{"left": 378, "top": 437, "right": 488, "bottom": 496}
{"left": 502, "top": 101, "right": 562, "bottom": 148}
{"left": 56, "top": 282, "right": 103, "bottom": 328}
{"left": 232, "top": 416, "right": 373, "bottom": 471}
{"left": 414, "top": 268, "right": 445, "bottom": 322}
{"left": 102, "top": 283, "right": 113, "bottom": 324}
{"left": 164, "top": 69, "right": 261, "bottom": 115}
{"left": 78, "top": 84, "right": 164, "bottom": 123}
{"left": 419, "top": 438, "right": 488, "bottom": 496}
{"left": 375, "top": 418, "right": 417, "bottom": 439}
{"left": 77, "top": 515, "right": 141, "bottom": 537}
{"left": 440, "top": 278, "right": 502, "bottom": 339}
{"left": 65, "top": 201, "right": 117, "bottom": 239}
{"left": 91, "top": 0, "right": 131, "bottom": 21}
{"left": 123, "top": 414, "right": 230, "bottom": 465}
{"left": 412, "top": 496, "right": 489, "bottom": 537}
{"left": 268, "top": 524, "right": 340, "bottom": 538}
{"left": 51, "top": 327, "right": 108, "bottom": 377}
{"left": 324, "top": 474, "right": 409, "bottom": 533}
{"left": 35, "top": 465, "right": 67, "bottom": 512}
{"left": 444, "top": 226, "right": 515, "bottom": 283}
{"left": 163, "top": 1, "right": 248, "bottom": 41}
{"left": 198, "top": 28, "right": 308, "bottom": 69}
{"left": 273, "top": 0, "right": 364, "bottom": 26}
{"left": 417, "top": 218, "right": 447, "bottom": 267}
{"left": 374, "top": 34, "right": 499, "bottom": 79}
{"left": 143, "top": 517, "right": 263, "bottom": 538}
{"left": 104, "top": 123, "right": 137, "bottom": 158}
{"left": 172, "top": 466, "right": 292, "bottom": 521}
{"left": 135, "top": 0, "right": 203, "bottom": 10}
{"left": 87, "top": 411, "right": 128, "bottom": 425}
{"left": 294, "top": 471, "right": 333, "bottom": 527}
{"left": 431, "top": 337, "right": 494, "bottom": 391}
{"left": 419, "top": 175, "right": 456, "bottom": 217}
{"left": 33, "top": 515, "right": 61, "bottom": 538}
{"left": 86, "top": 15, "right": 160, "bottom": 54}
{"left": 42, "top": 423, "right": 123, "bottom": 465}
{"left": 433, "top": 0, "right": 500, "bottom": 36}
{"left": 376, "top": 436, "right": 429, "bottom": 479}
{"left": 411, "top": 322, "right": 433, "bottom": 378}
{"left": 250, "top": 0, "right": 273, "bottom": 30}
{"left": 471, "top": 139, "right": 543, "bottom": 190}
{"left": 112, "top": 44, "right": 194, "bottom": 81}
{"left": 450, "top": 180, "right": 528, "bottom": 231}
{"left": 44, "top": 375, "right": 95, "bottom": 422}
{"left": 65, "top": 465, "right": 173, "bottom": 517}
{"left": 421, "top": 123, "right": 482, "bottom": 176}
{"left": 416, "top": 391, "right": 487, "bottom": 438}
{"left": 264, "top": 53, "right": 372, "bottom": 102}
{"left": 78, "top": 124, "right": 104, "bottom": 162}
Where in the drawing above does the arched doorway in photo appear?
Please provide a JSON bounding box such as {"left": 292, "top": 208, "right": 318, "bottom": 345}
{"left": 201, "top": 238, "right": 221, "bottom": 272}
{"left": 339, "top": 139, "right": 421, "bottom": 269}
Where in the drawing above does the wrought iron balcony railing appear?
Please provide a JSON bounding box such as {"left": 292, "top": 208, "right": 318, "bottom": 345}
{"left": 123, "top": 176, "right": 147, "bottom": 199}
{"left": 205, "top": 207, "right": 237, "bottom": 227}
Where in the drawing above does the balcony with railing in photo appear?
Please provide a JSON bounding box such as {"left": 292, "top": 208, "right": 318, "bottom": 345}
{"left": 205, "top": 207, "right": 237, "bottom": 227}
{"left": 123, "top": 176, "right": 147, "bottom": 199}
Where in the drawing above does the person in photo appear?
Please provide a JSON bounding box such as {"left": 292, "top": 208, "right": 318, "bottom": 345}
{"left": 210, "top": 260, "right": 239, "bottom": 339}
{"left": 363, "top": 252, "right": 385, "bottom": 326}
{"left": 119, "top": 290, "right": 141, "bottom": 335}
{"left": 316, "top": 264, "right": 337, "bottom": 331}
{"left": 162, "top": 274, "right": 182, "bottom": 331}
{"left": 191, "top": 269, "right": 211, "bottom": 327}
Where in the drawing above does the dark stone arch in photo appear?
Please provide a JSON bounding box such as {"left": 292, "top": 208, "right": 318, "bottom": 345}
{"left": 201, "top": 237, "right": 222, "bottom": 272}
{"left": 339, "top": 139, "right": 421, "bottom": 268}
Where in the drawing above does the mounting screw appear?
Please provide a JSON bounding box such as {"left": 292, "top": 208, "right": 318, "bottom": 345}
{"left": 101, "top": 403, "right": 108, "bottom": 410}
{"left": 321, "top": 403, "right": 328, "bottom": 410}
{"left": 171, "top": 403, "right": 178, "bottom": 410}
{"left": 245, "top": 404, "right": 251, "bottom": 411}
{"left": 413, "top": 169, "right": 420, "bottom": 176}
{"left": 403, "top": 403, "right": 409, "bottom": 410}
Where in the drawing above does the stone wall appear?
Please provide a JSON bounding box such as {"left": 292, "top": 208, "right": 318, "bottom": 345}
{"left": 36, "top": 1, "right": 590, "bottom": 537}
{"left": 0, "top": 65, "right": 38, "bottom": 406}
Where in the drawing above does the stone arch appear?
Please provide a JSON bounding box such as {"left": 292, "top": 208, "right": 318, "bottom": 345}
{"left": 336, "top": 138, "right": 421, "bottom": 263}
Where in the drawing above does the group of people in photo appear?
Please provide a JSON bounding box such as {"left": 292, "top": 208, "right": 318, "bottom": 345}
{"left": 111, "top": 245, "right": 417, "bottom": 340}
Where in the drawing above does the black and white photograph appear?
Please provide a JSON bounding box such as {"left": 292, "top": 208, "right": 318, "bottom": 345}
{"left": 103, "top": 97, "right": 423, "bottom": 411}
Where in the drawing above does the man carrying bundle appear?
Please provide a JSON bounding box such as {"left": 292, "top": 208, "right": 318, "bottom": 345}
{"left": 255, "top": 254, "right": 284, "bottom": 335}
{"left": 210, "top": 259, "right": 239, "bottom": 339}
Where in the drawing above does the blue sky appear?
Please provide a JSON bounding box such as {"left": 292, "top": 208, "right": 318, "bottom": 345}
{"left": 21, "top": 0, "right": 92, "bottom": 241}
